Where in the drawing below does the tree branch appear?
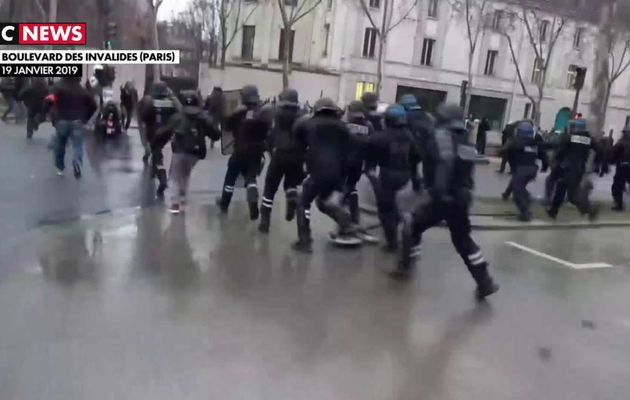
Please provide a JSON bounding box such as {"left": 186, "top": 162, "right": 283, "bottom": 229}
{"left": 521, "top": 8, "right": 542, "bottom": 62}
{"left": 385, "top": 0, "right": 418, "bottom": 34}
{"left": 292, "top": 0, "right": 324, "bottom": 25}
{"left": 357, "top": 0, "right": 380, "bottom": 33}
{"left": 504, "top": 30, "right": 533, "bottom": 102}
{"left": 612, "top": 37, "right": 630, "bottom": 82}
{"left": 34, "top": 0, "right": 47, "bottom": 19}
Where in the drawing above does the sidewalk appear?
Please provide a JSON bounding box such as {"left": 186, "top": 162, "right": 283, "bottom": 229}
{"left": 358, "top": 157, "right": 630, "bottom": 229}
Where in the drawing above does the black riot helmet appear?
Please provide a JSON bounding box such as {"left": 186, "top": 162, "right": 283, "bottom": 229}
{"left": 179, "top": 90, "right": 202, "bottom": 114}
{"left": 278, "top": 88, "right": 299, "bottom": 108}
{"left": 241, "top": 85, "right": 260, "bottom": 105}
{"left": 435, "top": 103, "right": 466, "bottom": 133}
{"left": 346, "top": 100, "right": 365, "bottom": 119}
{"left": 313, "top": 97, "right": 340, "bottom": 115}
{"left": 361, "top": 92, "right": 379, "bottom": 111}
{"left": 150, "top": 81, "right": 169, "bottom": 99}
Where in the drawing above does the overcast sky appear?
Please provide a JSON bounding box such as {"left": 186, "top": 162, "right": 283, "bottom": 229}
{"left": 158, "top": 0, "right": 191, "bottom": 21}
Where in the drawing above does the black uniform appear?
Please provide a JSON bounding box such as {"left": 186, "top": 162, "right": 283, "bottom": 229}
{"left": 404, "top": 107, "right": 432, "bottom": 192}
{"left": 367, "top": 105, "right": 419, "bottom": 250}
{"left": 610, "top": 127, "right": 630, "bottom": 210}
{"left": 18, "top": 77, "right": 49, "bottom": 139}
{"left": 361, "top": 92, "right": 384, "bottom": 132}
{"left": 500, "top": 123, "right": 548, "bottom": 221}
{"left": 292, "top": 98, "right": 356, "bottom": 253}
{"left": 153, "top": 91, "right": 221, "bottom": 211}
{"left": 138, "top": 82, "right": 180, "bottom": 195}
{"left": 345, "top": 103, "right": 374, "bottom": 224}
{"left": 397, "top": 104, "right": 498, "bottom": 300}
{"left": 498, "top": 121, "right": 517, "bottom": 173}
{"left": 120, "top": 81, "right": 138, "bottom": 130}
{"left": 217, "top": 86, "right": 272, "bottom": 220}
{"left": 259, "top": 90, "right": 306, "bottom": 232}
{"left": 547, "top": 120, "right": 599, "bottom": 219}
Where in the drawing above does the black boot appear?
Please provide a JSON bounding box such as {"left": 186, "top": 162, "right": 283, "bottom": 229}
{"left": 546, "top": 207, "right": 558, "bottom": 220}
{"left": 285, "top": 199, "right": 297, "bottom": 221}
{"left": 156, "top": 169, "right": 167, "bottom": 197}
{"left": 476, "top": 276, "right": 500, "bottom": 301}
{"left": 249, "top": 202, "right": 259, "bottom": 221}
{"left": 215, "top": 192, "right": 231, "bottom": 213}
{"left": 469, "top": 263, "right": 499, "bottom": 300}
{"left": 349, "top": 192, "right": 360, "bottom": 225}
{"left": 291, "top": 239, "right": 313, "bottom": 253}
{"left": 259, "top": 206, "right": 271, "bottom": 233}
{"left": 612, "top": 202, "right": 624, "bottom": 211}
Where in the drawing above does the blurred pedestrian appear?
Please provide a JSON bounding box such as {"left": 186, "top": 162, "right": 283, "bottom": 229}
{"left": 18, "top": 77, "right": 49, "bottom": 139}
{"left": 204, "top": 86, "right": 224, "bottom": 149}
{"left": 476, "top": 117, "right": 490, "bottom": 155}
{"left": 497, "top": 121, "right": 517, "bottom": 173}
{"left": 52, "top": 77, "right": 97, "bottom": 179}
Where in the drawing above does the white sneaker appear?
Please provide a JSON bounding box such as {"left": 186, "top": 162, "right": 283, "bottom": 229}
{"left": 56, "top": 169, "right": 63, "bottom": 176}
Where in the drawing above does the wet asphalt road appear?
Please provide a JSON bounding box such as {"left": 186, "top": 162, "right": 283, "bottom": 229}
{"left": 1, "top": 120, "right": 630, "bottom": 399}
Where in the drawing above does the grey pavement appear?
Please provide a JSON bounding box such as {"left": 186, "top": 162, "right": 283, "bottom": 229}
{"left": 1, "top": 204, "right": 630, "bottom": 399}
{"left": 2, "top": 119, "right": 630, "bottom": 399}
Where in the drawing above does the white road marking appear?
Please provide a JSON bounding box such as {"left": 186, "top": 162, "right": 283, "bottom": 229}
{"left": 505, "top": 241, "right": 613, "bottom": 270}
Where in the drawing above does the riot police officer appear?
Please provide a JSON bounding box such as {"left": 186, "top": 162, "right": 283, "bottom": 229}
{"left": 397, "top": 104, "right": 499, "bottom": 300}
{"left": 216, "top": 85, "right": 272, "bottom": 220}
{"left": 344, "top": 100, "right": 374, "bottom": 228}
{"left": 138, "top": 81, "right": 180, "bottom": 196}
{"left": 152, "top": 90, "right": 221, "bottom": 214}
{"left": 258, "top": 89, "right": 305, "bottom": 232}
{"left": 366, "top": 104, "right": 419, "bottom": 252}
{"left": 361, "top": 92, "right": 383, "bottom": 132}
{"left": 610, "top": 125, "right": 630, "bottom": 211}
{"left": 500, "top": 121, "right": 548, "bottom": 221}
{"left": 292, "top": 98, "right": 359, "bottom": 253}
{"left": 546, "top": 119, "right": 599, "bottom": 220}
{"left": 398, "top": 94, "right": 432, "bottom": 192}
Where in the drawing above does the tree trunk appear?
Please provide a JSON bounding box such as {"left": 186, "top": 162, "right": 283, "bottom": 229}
{"left": 591, "top": 2, "right": 613, "bottom": 135}
{"left": 48, "top": 0, "right": 57, "bottom": 22}
{"left": 533, "top": 98, "right": 542, "bottom": 126}
{"left": 464, "top": 56, "right": 473, "bottom": 117}
{"left": 375, "top": 36, "right": 386, "bottom": 96}
{"left": 601, "top": 82, "right": 612, "bottom": 134}
{"left": 152, "top": 9, "right": 160, "bottom": 81}
{"left": 281, "top": 27, "right": 291, "bottom": 90}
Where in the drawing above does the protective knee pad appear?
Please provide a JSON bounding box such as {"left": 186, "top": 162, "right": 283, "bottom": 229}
{"left": 247, "top": 184, "right": 259, "bottom": 203}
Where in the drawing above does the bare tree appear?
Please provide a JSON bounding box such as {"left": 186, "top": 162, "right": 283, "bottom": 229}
{"left": 276, "top": 0, "right": 324, "bottom": 89}
{"left": 219, "top": 0, "right": 258, "bottom": 68}
{"left": 591, "top": 0, "right": 630, "bottom": 134}
{"left": 500, "top": 7, "right": 566, "bottom": 125}
{"left": 357, "top": 0, "right": 418, "bottom": 95}
{"left": 448, "top": 0, "right": 491, "bottom": 116}
{"left": 146, "top": 0, "right": 165, "bottom": 84}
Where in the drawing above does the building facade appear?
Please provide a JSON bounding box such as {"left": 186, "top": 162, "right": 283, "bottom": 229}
{"left": 199, "top": 0, "right": 630, "bottom": 134}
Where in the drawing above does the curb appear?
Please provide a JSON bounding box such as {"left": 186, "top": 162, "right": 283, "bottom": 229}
{"left": 359, "top": 204, "right": 630, "bottom": 230}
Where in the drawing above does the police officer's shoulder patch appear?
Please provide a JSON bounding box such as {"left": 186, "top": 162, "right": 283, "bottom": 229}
{"left": 347, "top": 123, "right": 369, "bottom": 136}
{"left": 570, "top": 135, "right": 591, "bottom": 145}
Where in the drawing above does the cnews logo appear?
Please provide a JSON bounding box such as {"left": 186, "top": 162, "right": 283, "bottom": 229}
{"left": 0, "top": 23, "right": 86, "bottom": 45}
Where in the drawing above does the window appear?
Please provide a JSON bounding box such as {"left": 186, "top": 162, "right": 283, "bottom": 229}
{"left": 323, "top": 23, "right": 330, "bottom": 56}
{"left": 355, "top": 81, "right": 375, "bottom": 100}
{"left": 362, "top": 28, "right": 378, "bottom": 58}
{"left": 278, "top": 29, "right": 295, "bottom": 61}
{"left": 241, "top": 25, "right": 255, "bottom": 60}
{"left": 539, "top": 20, "right": 549, "bottom": 42}
{"left": 428, "top": 0, "right": 438, "bottom": 18}
{"left": 284, "top": 0, "right": 297, "bottom": 6}
{"left": 484, "top": 50, "right": 498, "bottom": 75}
{"left": 492, "top": 10, "right": 503, "bottom": 30}
{"left": 421, "top": 38, "right": 435, "bottom": 66}
{"left": 369, "top": 0, "right": 380, "bottom": 8}
{"left": 531, "top": 58, "right": 544, "bottom": 84}
{"left": 573, "top": 27, "right": 584, "bottom": 49}
{"left": 523, "top": 103, "right": 532, "bottom": 119}
{"left": 327, "top": 0, "right": 333, "bottom": 10}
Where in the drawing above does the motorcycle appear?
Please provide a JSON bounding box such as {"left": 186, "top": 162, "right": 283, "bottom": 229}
{"left": 96, "top": 87, "right": 122, "bottom": 138}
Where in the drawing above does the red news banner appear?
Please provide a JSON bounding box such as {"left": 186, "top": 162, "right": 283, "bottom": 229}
{"left": 0, "top": 23, "right": 85, "bottom": 77}
{"left": 0, "top": 23, "right": 86, "bottom": 45}
{"left": 0, "top": 23, "right": 178, "bottom": 77}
